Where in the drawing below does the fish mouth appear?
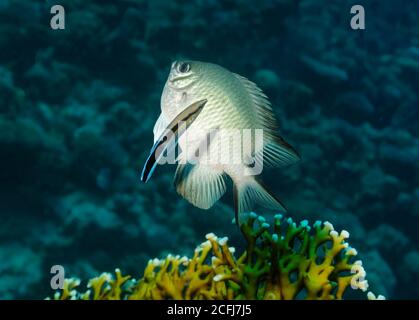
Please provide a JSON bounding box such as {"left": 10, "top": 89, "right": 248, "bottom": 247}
{"left": 141, "top": 99, "right": 207, "bottom": 183}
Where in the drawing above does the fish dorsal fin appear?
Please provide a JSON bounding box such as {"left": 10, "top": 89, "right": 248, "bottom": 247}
{"left": 233, "top": 73, "right": 278, "bottom": 133}
{"left": 234, "top": 73, "right": 301, "bottom": 167}
{"left": 174, "top": 164, "right": 226, "bottom": 210}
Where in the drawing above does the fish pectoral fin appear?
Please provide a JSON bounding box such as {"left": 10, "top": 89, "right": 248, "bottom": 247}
{"left": 140, "top": 99, "right": 207, "bottom": 183}
{"left": 174, "top": 164, "right": 226, "bottom": 210}
{"left": 233, "top": 177, "right": 286, "bottom": 225}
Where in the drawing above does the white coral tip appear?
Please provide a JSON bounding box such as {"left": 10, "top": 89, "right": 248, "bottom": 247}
{"left": 347, "top": 248, "right": 358, "bottom": 256}
{"left": 340, "top": 230, "right": 350, "bottom": 239}
{"left": 213, "top": 274, "right": 223, "bottom": 282}
{"left": 330, "top": 230, "right": 338, "bottom": 237}
{"left": 354, "top": 260, "right": 363, "bottom": 266}
{"left": 358, "top": 280, "right": 369, "bottom": 292}
{"left": 218, "top": 237, "right": 228, "bottom": 246}
{"left": 367, "top": 292, "right": 384, "bottom": 300}
{"left": 200, "top": 240, "right": 211, "bottom": 248}
{"left": 324, "top": 221, "right": 334, "bottom": 230}
{"left": 205, "top": 233, "right": 217, "bottom": 240}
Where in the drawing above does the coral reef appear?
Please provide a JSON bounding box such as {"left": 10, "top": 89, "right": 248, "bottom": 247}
{"left": 51, "top": 214, "right": 382, "bottom": 300}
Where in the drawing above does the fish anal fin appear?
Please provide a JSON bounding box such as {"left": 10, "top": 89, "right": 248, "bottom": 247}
{"left": 174, "top": 164, "right": 226, "bottom": 210}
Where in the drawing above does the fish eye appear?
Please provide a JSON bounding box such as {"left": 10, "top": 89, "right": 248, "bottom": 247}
{"left": 177, "top": 62, "right": 191, "bottom": 73}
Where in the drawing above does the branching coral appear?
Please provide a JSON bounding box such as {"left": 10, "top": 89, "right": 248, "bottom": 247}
{"left": 51, "top": 213, "right": 384, "bottom": 300}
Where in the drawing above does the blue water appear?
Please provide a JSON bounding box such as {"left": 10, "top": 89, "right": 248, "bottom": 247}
{"left": 0, "top": 0, "right": 418, "bottom": 299}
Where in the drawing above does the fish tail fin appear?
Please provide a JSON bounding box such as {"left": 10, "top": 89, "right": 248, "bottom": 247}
{"left": 233, "top": 177, "right": 286, "bottom": 226}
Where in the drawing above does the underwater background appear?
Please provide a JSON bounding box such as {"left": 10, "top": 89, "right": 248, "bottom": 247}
{"left": 0, "top": 0, "right": 418, "bottom": 299}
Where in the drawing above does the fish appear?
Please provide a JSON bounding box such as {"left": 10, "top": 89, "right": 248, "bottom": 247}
{"left": 141, "top": 60, "right": 300, "bottom": 225}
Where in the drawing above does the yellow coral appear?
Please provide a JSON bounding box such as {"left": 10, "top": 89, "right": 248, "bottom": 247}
{"left": 51, "top": 213, "right": 382, "bottom": 300}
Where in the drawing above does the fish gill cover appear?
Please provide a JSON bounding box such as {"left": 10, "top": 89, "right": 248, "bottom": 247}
{"left": 0, "top": 0, "right": 418, "bottom": 299}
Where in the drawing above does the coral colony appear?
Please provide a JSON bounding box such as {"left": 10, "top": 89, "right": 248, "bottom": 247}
{"left": 51, "top": 213, "right": 383, "bottom": 300}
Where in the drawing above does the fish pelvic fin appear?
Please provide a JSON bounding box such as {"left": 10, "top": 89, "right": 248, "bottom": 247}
{"left": 233, "top": 177, "right": 286, "bottom": 225}
{"left": 174, "top": 164, "right": 226, "bottom": 210}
